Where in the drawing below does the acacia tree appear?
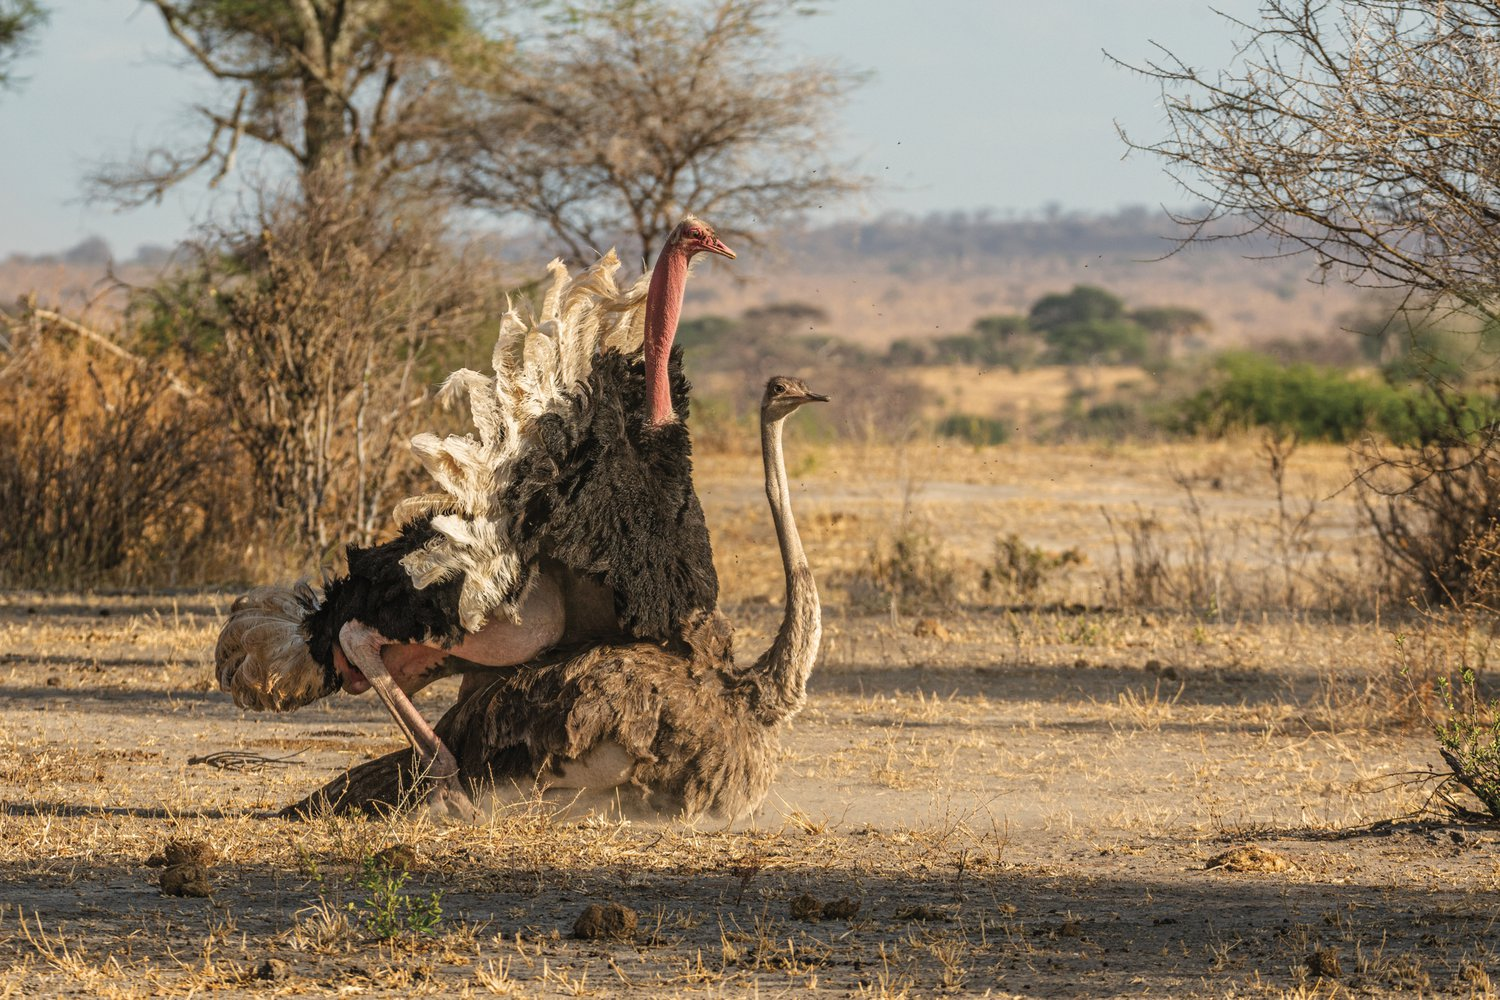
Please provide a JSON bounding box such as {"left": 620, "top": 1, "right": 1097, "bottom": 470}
{"left": 453, "top": 0, "right": 865, "bottom": 265}
{"left": 94, "top": 0, "right": 485, "bottom": 202}
{"left": 0, "top": 0, "right": 45, "bottom": 90}
{"left": 1121, "top": 0, "right": 1500, "bottom": 601}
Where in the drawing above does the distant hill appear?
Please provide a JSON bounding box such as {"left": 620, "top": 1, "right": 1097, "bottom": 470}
{"left": 0, "top": 237, "right": 166, "bottom": 319}
{"left": 1, "top": 210, "right": 1372, "bottom": 354}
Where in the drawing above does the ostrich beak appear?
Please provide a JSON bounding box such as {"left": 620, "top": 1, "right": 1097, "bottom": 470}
{"left": 703, "top": 235, "right": 737, "bottom": 259}
{"left": 804, "top": 391, "right": 830, "bottom": 403}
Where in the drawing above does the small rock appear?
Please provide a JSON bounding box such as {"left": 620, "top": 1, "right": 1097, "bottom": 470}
{"left": 1057, "top": 920, "right": 1083, "bottom": 938}
{"left": 1306, "top": 949, "right": 1342, "bottom": 979}
{"left": 1205, "top": 845, "right": 1294, "bottom": 873}
{"left": 160, "top": 864, "right": 211, "bottom": 897}
{"left": 163, "top": 839, "right": 216, "bottom": 869}
{"left": 821, "top": 897, "right": 860, "bottom": 920}
{"left": 573, "top": 902, "right": 637, "bottom": 941}
{"left": 912, "top": 618, "right": 950, "bottom": 640}
{"left": 789, "top": 893, "right": 823, "bottom": 921}
{"left": 372, "top": 844, "right": 417, "bottom": 872}
{"left": 45, "top": 676, "right": 60, "bottom": 688}
{"left": 254, "top": 958, "right": 291, "bottom": 981}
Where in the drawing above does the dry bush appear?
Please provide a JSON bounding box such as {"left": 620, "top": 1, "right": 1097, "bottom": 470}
{"left": 1356, "top": 396, "right": 1500, "bottom": 605}
{"left": 1101, "top": 440, "right": 1379, "bottom": 616}
{"left": 188, "top": 176, "right": 498, "bottom": 556}
{"left": 694, "top": 366, "right": 924, "bottom": 451}
{"left": 981, "top": 534, "right": 1083, "bottom": 601}
{"left": 0, "top": 340, "right": 239, "bottom": 588}
{"left": 843, "top": 515, "right": 964, "bottom": 618}
{"left": 1100, "top": 498, "right": 1232, "bottom": 613}
{"left": 1385, "top": 523, "right": 1500, "bottom": 813}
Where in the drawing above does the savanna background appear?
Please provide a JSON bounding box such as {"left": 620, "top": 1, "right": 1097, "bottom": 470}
{"left": 3, "top": 0, "right": 1500, "bottom": 996}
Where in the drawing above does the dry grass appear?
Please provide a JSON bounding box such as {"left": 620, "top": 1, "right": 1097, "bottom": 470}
{"left": 0, "top": 438, "right": 1493, "bottom": 996}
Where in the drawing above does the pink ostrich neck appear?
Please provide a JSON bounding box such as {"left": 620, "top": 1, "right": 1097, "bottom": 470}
{"left": 644, "top": 243, "right": 691, "bottom": 426}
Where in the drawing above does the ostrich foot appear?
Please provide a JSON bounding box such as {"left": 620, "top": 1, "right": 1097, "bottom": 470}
{"left": 423, "top": 776, "right": 481, "bottom": 824}
{"left": 414, "top": 742, "right": 480, "bottom": 823}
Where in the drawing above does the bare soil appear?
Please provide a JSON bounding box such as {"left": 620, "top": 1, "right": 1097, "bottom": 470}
{"left": 0, "top": 441, "right": 1496, "bottom": 998}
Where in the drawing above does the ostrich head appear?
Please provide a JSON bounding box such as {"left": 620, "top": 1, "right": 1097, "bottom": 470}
{"left": 761, "top": 375, "right": 830, "bottom": 422}
{"left": 666, "top": 215, "right": 736, "bottom": 261}
{"left": 645, "top": 215, "right": 736, "bottom": 426}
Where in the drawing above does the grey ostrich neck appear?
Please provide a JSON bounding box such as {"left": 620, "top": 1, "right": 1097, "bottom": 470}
{"left": 644, "top": 244, "right": 690, "bottom": 426}
{"left": 750, "top": 411, "right": 821, "bottom": 725}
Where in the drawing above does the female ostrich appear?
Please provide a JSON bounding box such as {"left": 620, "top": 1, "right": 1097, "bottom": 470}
{"left": 292, "top": 377, "right": 828, "bottom": 823}
{"left": 215, "top": 218, "right": 734, "bottom": 817}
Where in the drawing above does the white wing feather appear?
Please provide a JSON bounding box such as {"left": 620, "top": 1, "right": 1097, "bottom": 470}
{"left": 395, "top": 250, "right": 650, "bottom": 631}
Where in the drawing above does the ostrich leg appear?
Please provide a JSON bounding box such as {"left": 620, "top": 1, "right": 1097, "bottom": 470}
{"left": 338, "top": 621, "right": 480, "bottom": 822}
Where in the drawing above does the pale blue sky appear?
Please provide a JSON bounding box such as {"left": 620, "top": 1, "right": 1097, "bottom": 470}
{"left": 0, "top": 1, "right": 1259, "bottom": 258}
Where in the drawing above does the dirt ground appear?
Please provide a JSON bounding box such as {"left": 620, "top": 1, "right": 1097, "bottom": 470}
{"left": 1, "top": 441, "right": 1497, "bottom": 998}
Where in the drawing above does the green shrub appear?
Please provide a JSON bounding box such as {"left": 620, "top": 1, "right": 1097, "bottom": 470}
{"left": 1434, "top": 668, "right": 1500, "bottom": 818}
{"left": 1168, "top": 352, "right": 1427, "bottom": 442}
{"left": 354, "top": 854, "right": 443, "bottom": 940}
{"left": 1057, "top": 399, "right": 1148, "bottom": 441}
{"left": 982, "top": 534, "right": 1084, "bottom": 597}
{"left": 936, "top": 412, "right": 1010, "bottom": 446}
{"left": 676, "top": 315, "right": 739, "bottom": 351}
{"left": 1029, "top": 285, "right": 1126, "bottom": 330}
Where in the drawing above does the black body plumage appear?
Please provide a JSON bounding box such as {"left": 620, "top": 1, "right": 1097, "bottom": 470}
{"left": 501, "top": 347, "right": 718, "bottom": 647}
{"left": 298, "top": 345, "right": 717, "bottom": 667}
{"left": 302, "top": 519, "right": 467, "bottom": 674}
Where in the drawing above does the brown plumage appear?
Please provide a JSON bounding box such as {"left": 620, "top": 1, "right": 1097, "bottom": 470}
{"left": 288, "top": 376, "right": 828, "bottom": 823}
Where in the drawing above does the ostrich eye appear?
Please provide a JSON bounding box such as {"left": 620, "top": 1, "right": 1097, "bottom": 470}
{"left": 687, "top": 229, "right": 701, "bottom": 239}
{"left": 772, "top": 383, "right": 786, "bottom": 395}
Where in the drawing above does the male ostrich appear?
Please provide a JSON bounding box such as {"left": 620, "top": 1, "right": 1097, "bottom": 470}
{"left": 293, "top": 377, "right": 828, "bottom": 823}
{"left": 215, "top": 218, "right": 735, "bottom": 817}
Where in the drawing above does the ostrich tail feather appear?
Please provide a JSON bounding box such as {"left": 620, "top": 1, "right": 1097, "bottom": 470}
{"left": 215, "top": 583, "right": 332, "bottom": 712}
{"left": 394, "top": 250, "right": 649, "bottom": 624}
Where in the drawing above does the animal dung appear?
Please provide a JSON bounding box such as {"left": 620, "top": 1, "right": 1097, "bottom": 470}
{"left": 573, "top": 902, "right": 637, "bottom": 941}
{"left": 254, "top": 958, "right": 292, "bottom": 982}
{"left": 789, "top": 893, "right": 822, "bottom": 921}
{"left": 151, "top": 837, "right": 216, "bottom": 897}
{"left": 789, "top": 893, "right": 859, "bottom": 921}
{"left": 821, "top": 897, "right": 860, "bottom": 920}
{"left": 1204, "top": 845, "right": 1294, "bottom": 873}
{"left": 163, "top": 838, "right": 217, "bottom": 868}
{"left": 894, "top": 903, "right": 955, "bottom": 922}
{"left": 1305, "top": 948, "right": 1342, "bottom": 979}
{"left": 159, "top": 863, "right": 211, "bottom": 897}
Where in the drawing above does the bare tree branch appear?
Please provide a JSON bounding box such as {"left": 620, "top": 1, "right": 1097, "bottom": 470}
{"left": 455, "top": 0, "right": 867, "bottom": 264}
{"left": 1117, "top": 1, "right": 1500, "bottom": 319}
{"left": 95, "top": 0, "right": 484, "bottom": 205}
